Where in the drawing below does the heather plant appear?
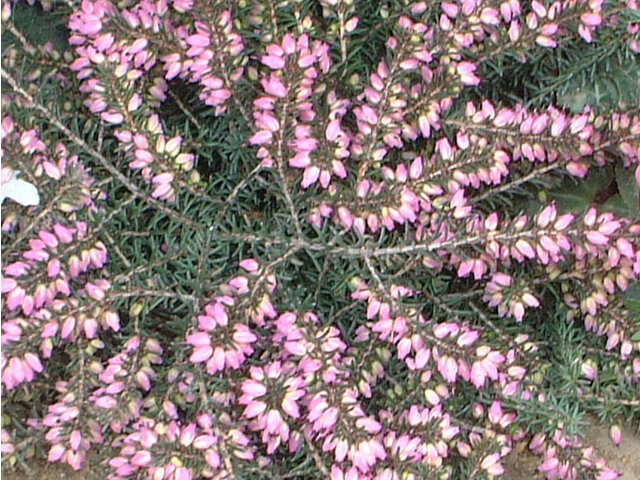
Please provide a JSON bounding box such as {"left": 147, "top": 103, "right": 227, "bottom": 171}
{"left": 2, "top": 0, "right": 640, "bottom": 479}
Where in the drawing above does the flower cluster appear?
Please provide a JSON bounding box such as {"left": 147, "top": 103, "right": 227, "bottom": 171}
{"left": 2, "top": 0, "right": 640, "bottom": 479}
{"left": 66, "top": 0, "right": 243, "bottom": 200}
{"left": 249, "top": 32, "right": 350, "bottom": 191}
{"left": 1, "top": 99, "right": 118, "bottom": 392}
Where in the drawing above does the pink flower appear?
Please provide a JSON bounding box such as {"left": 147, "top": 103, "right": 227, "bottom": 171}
{"left": 609, "top": 425, "right": 621, "bottom": 446}
{"left": 180, "top": 424, "right": 197, "bottom": 447}
{"left": 48, "top": 443, "right": 66, "bottom": 462}
{"left": 262, "top": 55, "right": 285, "bottom": 69}
{"left": 457, "top": 330, "right": 479, "bottom": 347}
{"left": 337, "top": 206, "right": 353, "bottom": 230}
{"left": 581, "top": 13, "right": 602, "bottom": 27}
{"left": 95, "top": 395, "right": 117, "bottom": 409}
{"left": 442, "top": 2, "right": 459, "bottom": 18}
{"left": 239, "top": 258, "right": 260, "bottom": 272}
{"left": 85, "top": 282, "right": 106, "bottom": 300}
{"left": 488, "top": 401, "right": 503, "bottom": 424}
{"left": 581, "top": 362, "right": 597, "bottom": 380}
{"left": 130, "top": 450, "right": 151, "bottom": 466}
{"left": 175, "top": 466, "right": 192, "bottom": 480}
{"left": 249, "top": 130, "right": 273, "bottom": 145}
{"left": 596, "top": 468, "right": 619, "bottom": 480}
{"left": 586, "top": 231, "right": 609, "bottom": 246}
{"left": 242, "top": 379, "right": 267, "bottom": 397}
{"left": 244, "top": 400, "right": 267, "bottom": 418}
{"left": 101, "top": 111, "right": 124, "bottom": 124}
{"left": 438, "top": 356, "right": 458, "bottom": 383}
{"left": 436, "top": 137, "right": 453, "bottom": 160}
{"left": 190, "top": 346, "right": 213, "bottom": 363}
{"left": 261, "top": 75, "right": 288, "bottom": 98}
{"left": 480, "top": 8, "right": 500, "bottom": 25}
{"left": 301, "top": 166, "right": 320, "bottom": 189}
{"left": 187, "top": 34, "right": 210, "bottom": 47}
{"left": 536, "top": 35, "right": 557, "bottom": 48}
{"left": 457, "top": 62, "right": 480, "bottom": 86}
{"left": 538, "top": 456, "right": 559, "bottom": 473}
{"left": 481, "top": 452, "right": 501, "bottom": 470}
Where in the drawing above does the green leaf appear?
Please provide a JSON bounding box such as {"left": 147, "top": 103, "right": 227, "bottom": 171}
{"left": 547, "top": 167, "right": 614, "bottom": 215}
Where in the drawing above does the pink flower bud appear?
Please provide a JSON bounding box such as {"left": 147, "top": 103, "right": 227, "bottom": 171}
{"left": 261, "top": 75, "right": 288, "bottom": 98}
{"left": 85, "top": 282, "right": 105, "bottom": 301}
{"left": 609, "top": 425, "right": 621, "bottom": 446}
{"left": 457, "top": 330, "right": 479, "bottom": 347}
{"left": 481, "top": 452, "right": 500, "bottom": 470}
{"left": 442, "top": 2, "right": 459, "bottom": 18}
{"left": 337, "top": 206, "right": 353, "bottom": 230}
{"left": 586, "top": 231, "right": 609, "bottom": 246}
{"left": 301, "top": 166, "right": 320, "bottom": 189}
{"left": 180, "top": 424, "right": 196, "bottom": 447}
{"left": 438, "top": 356, "right": 458, "bottom": 383}
{"left": 262, "top": 55, "right": 285, "bottom": 69}
{"left": 175, "top": 466, "right": 192, "bottom": 480}
{"left": 456, "top": 62, "right": 480, "bottom": 86}
{"left": 596, "top": 468, "right": 619, "bottom": 480}
{"left": 39, "top": 230, "right": 59, "bottom": 249}
{"left": 48, "top": 443, "right": 66, "bottom": 462}
{"left": 101, "top": 111, "right": 124, "bottom": 124}
{"left": 190, "top": 346, "right": 213, "bottom": 363}
{"left": 242, "top": 379, "right": 267, "bottom": 398}
{"left": 332, "top": 160, "right": 347, "bottom": 178}
{"left": 480, "top": 8, "right": 500, "bottom": 25}
{"left": 551, "top": 114, "right": 566, "bottom": 136}
{"left": 239, "top": 259, "right": 259, "bottom": 273}
{"left": 536, "top": 35, "right": 557, "bottom": 48}
{"left": 187, "top": 34, "right": 209, "bottom": 47}
{"left": 509, "top": 20, "right": 521, "bottom": 42}
{"left": 95, "top": 395, "right": 117, "bottom": 409}
{"left": 6, "top": 287, "right": 25, "bottom": 311}
{"left": 244, "top": 400, "right": 267, "bottom": 418}
{"left": 581, "top": 13, "right": 602, "bottom": 27}
{"left": 345, "top": 17, "right": 359, "bottom": 32}
{"left": 129, "top": 450, "right": 151, "bottom": 466}
{"left": 24, "top": 352, "right": 43, "bottom": 373}
{"left": 193, "top": 434, "right": 216, "bottom": 449}
{"left": 538, "top": 457, "right": 559, "bottom": 472}
{"left": 249, "top": 130, "right": 273, "bottom": 145}
{"left": 325, "top": 120, "right": 341, "bottom": 142}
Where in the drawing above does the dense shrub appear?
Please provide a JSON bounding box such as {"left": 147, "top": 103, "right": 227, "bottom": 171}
{"left": 2, "top": 0, "right": 640, "bottom": 479}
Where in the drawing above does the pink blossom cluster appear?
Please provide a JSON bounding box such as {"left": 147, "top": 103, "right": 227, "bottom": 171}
{"left": 66, "top": 0, "right": 244, "bottom": 201}
{"left": 30, "top": 336, "right": 162, "bottom": 472}
{"left": 173, "top": 10, "right": 244, "bottom": 111}
{"left": 1, "top": 114, "right": 98, "bottom": 229}
{"left": 176, "top": 260, "right": 536, "bottom": 479}
{"left": 1, "top": 99, "right": 120, "bottom": 466}
{"left": 1, "top": 113, "right": 118, "bottom": 389}
{"left": 3, "top": 0, "right": 640, "bottom": 479}
{"left": 434, "top": 0, "right": 606, "bottom": 47}
{"left": 528, "top": 427, "right": 620, "bottom": 480}
{"left": 310, "top": 105, "right": 639, "bottom": 237}
{"left": 107, "top": 407, "right": 264, "bottom": 480}
{"left": 349, "top": 278, "right": 523, "bottom": 393}
{"left": 187, "top": 296, "right": 259, "bottom": 374}
{"left": 109, "top": 418, "right": 218, "bottom": 480}
{"left": 249, "top": 32, "right": 351, "bottom": 191}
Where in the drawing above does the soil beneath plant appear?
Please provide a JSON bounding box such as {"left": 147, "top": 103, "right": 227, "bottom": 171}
{"left": 2, "top": 417, "right": 639, "bottom": 480}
